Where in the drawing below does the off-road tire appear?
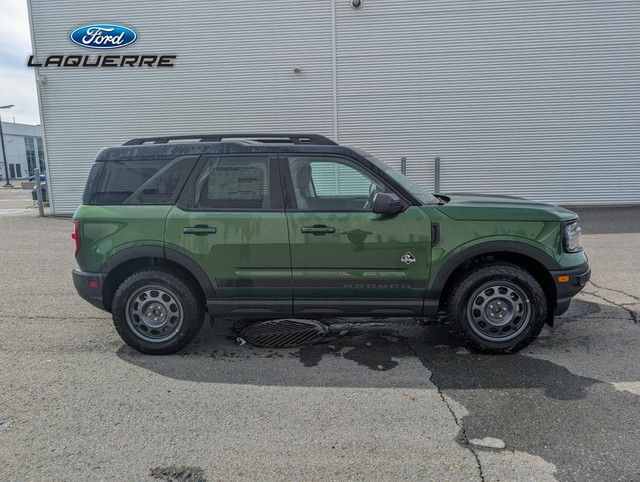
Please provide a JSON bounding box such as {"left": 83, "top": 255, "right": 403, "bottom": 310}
{"left": 112, "top": 269, "right": 204, "bottom": 355}
{"left": 447, "top": 263, "right": 547, "bottom": 354}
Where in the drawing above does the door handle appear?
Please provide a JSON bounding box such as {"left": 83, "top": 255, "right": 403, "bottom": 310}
{"left": 183, "top": 225, "right": 217, "bottom": 236}
{"left": 301, "top": 225, "right": 336, "bottom": 235}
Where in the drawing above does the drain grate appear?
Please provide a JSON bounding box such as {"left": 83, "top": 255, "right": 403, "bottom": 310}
{"left": 241, "top": 319, "right": 328, "bottom": 348}
{"left": 151, "top": 466, "right": 206, "bottom": 482}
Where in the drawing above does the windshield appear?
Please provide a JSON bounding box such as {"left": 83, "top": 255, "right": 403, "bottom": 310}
{"left": 366, "top": 156, "right": 439, "bottom": 205}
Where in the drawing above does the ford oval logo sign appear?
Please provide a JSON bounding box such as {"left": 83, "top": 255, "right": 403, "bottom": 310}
{"left": 69, "top": 24, "right": 137, "bottom": 49}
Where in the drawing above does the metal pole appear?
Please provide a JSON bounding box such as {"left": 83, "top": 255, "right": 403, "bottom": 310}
{"left": 400, "top": 157, "right": 407, "bottom": 175}
{"left": 34, "top": 167, "right": 44, "bottom": 217}
{"left": 0, "top": 117, "right": 12, "bottom": 187}
{"left": 434, "top": 156, "right": 441, "bottom": 193}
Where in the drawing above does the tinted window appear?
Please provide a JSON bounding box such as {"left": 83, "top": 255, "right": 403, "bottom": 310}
{"left": 287, "top": 156, "right": 386, "bottom": 211}
{"left": 82, "top": 163, "right": 104, "bottom": 204}
{"left": 91, "top": 156, "right": 197, "bottom": 205}
{"left": 189, "top": 156, "right": 272, "bottom": 210}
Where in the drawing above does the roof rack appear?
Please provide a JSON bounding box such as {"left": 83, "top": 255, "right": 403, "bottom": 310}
{"left": 122, "top": 133, "right": 337, "bottom": 146}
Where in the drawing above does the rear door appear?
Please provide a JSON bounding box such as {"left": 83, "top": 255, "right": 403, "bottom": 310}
{"left": 165, "top": 154, "right": 292, "bottom": 317}
{"left": 281, "top": 154, "right": 432, "bottom": 317}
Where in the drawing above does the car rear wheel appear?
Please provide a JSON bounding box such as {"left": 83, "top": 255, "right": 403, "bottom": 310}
{"left": 447, "top": 263, "right": 547, "bottom": 353}
{"left": 112, "top": 269, "right": 204, "bottom": 354}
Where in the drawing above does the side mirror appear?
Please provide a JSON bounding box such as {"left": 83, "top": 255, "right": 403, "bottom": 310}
{"left": 372, "top": 192, "right": 405, "bottom": 215}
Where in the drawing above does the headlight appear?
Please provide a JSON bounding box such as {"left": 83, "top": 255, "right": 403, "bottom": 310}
{"left": 563, "top": 221, "right": 582, "bottom": 253}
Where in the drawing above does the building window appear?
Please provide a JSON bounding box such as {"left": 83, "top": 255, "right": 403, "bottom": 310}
{"left": 36, "top": 138, "right": 45, "bottom": 172}
{"left": 25, "top": 137, "right": 36, "bottom": 176}
{"left": 24, "top": 137, "right": 45, "bottom": 176}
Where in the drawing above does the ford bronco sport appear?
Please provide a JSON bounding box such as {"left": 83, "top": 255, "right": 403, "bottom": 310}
{"left": 72, "top": 134, "right": 590, "bottom": 355}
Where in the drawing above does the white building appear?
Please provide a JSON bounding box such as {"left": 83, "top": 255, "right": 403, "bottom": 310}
{"left": 28, "top": 0, "right": 640, "bottom": 214}
{"left": 0, "top": 121, "right": 45, "bottom": 181}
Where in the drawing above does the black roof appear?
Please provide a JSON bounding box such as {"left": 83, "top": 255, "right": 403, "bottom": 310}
{"left": 91, "top": 133, "right": 426, "bottom": 206}
{"left": 95, "top": 133, "right": 355, "bottom": 161}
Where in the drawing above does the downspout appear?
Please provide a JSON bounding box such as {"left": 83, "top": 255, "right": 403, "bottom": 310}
{"left": 331, "top": 0, "right": 339, "bottom": 143}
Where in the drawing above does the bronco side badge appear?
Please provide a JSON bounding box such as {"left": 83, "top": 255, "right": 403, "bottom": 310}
{"left": 401, "top": 252, "right": 416, "bottom": 264}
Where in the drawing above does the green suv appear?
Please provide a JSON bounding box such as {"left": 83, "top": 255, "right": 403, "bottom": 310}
{"left": 72, "top": 134, "right": 590, "bottom": 355}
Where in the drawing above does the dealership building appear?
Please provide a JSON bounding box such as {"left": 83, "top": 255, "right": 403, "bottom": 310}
{"left": 0, "top": 121, "right": 45, "bottom": 181}
{"left": 27, "top": 0, "right": 640, "bottom": 214}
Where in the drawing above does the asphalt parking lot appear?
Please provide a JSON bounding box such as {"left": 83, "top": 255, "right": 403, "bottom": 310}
{"left": 0, "top": 187, "right": 39, "bottom": 214}
{"left": 0, "top": 190, "right": 639, "bottom": 481}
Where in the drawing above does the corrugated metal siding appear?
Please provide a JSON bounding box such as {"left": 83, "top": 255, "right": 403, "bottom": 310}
{"left": 29, "top": 0, "right": 640, "bottom": 212}
{"left": 28, "top": 0, "right": 335, "bottom": 213}
{"left": 335, "top": 0, "right": 640, "bottom": 204}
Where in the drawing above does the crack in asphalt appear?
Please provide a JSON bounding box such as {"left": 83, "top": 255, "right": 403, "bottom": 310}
{"left": 401, "top": 335, "right": 485, "bottom": 481}
{"left": 582, "top": 282, "right": 639, "bottom": 325}
{"left": 589, "top": 280, "right": 640, "bottom": 303}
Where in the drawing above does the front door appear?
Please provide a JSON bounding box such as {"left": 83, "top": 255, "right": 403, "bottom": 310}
{"left": 281, "top": 155, "right": 432, "bottom": 317}
{"left": 165, "top": 154, "right": 292, "bottom": 317}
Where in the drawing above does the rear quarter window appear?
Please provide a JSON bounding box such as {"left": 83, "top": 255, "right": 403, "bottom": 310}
{"left": 88, "top": 156, "right": 198, "bottom": 205}
{"left": 82, "top": 163, "right": 104, "bottom": 205}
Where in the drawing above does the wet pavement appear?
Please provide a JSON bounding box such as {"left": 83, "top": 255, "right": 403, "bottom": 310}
{"left": 0, "top": 206, "right": 639, "bottom": 480}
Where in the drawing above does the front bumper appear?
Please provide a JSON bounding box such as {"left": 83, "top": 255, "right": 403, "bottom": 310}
{"left": 550, "top": 263, "right": 591, "bottom": 315}
{"left": 72, "top": 268, "right": 107, "bottom": 311}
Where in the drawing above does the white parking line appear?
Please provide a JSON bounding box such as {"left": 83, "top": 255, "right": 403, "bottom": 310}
{"left": 0, "top": 208, "right": 30, "bottom": 215}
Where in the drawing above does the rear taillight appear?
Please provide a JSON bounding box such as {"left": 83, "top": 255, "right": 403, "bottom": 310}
{"left": 71, "top": 220, "right": 81, "bottom": 257}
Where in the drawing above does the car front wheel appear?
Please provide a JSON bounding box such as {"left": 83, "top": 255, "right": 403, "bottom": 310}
{"left": 447, "top": 263, "right": 547, "bottom": 353}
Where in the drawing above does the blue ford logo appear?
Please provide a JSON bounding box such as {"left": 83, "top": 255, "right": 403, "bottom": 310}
{"left": 69, "top": 24, "right": 137, "bottom": 49}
